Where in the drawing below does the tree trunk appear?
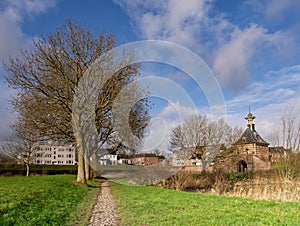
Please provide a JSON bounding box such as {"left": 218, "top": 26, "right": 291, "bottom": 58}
{"left": 76, "top": 148, "right": 86, "bottom": 183}
{"left": 201, "top": 159, "right": 206, "bottom": 172}
{"left": 84, "top": 150, "right": 90, "bottom": 180}
{"left": 90, "top": 152, "right": 98, "bottom": 178}
{"left": 26, "top": 163, "right": 30, "bottom": 177}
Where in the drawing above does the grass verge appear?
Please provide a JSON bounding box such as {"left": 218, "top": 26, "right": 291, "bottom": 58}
{"left": 111, "top": 183, "right": 300, "bottom": 226}
{"left": 0, "top": 175, "right": 100, "bottom": 226}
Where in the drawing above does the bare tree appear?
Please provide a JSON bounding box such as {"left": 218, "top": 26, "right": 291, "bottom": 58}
{"left": 169, "top": 114, "right": 240, "bottom": 151}
{"left": 169, "top": 114, "right": 207, "bottom": 151}
{"left": 207, "top": 119, "right": 228, "bottom": 146}
{"left": 0, "top": 152, "right": 14, "bottom": 164}
{"left": 268, "top": 106, "right": 300, "bottom": 152}
{"left": 1, "top": 117, "right": 38, "bottom": 176}
{"left": 4, "top": 20, "right": 149, "bottom": 183}
{"left": 268, "top": 130, "right": 280, "bottom": 148}
{"left": 227, "top": 125, "right": 243, "bottom": 146}
{"left": 169, "top": 114, "right": 242, "bottom": 170}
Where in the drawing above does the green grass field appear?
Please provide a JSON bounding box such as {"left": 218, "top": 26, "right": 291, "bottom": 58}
{"left": 111, "top": 183, "right": 300, "bottom": 226}
{"left": 0, "top": 175, "right": 99, "bottom": 226}
{"left": 1, "top": 175, "right": 299, "bottom": 226}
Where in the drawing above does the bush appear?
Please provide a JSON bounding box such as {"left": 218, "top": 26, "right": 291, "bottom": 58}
{"left": 0, "top": 164, "right": 77, "bottom": 176}
{"left": 159, "top": 170, "right": 246, "bottom": 193}
{"left": 230, "top": 156, "right": 300, "bottom": 201}
{"left": 158, "top": 156, "right": 300, "bottom": 201}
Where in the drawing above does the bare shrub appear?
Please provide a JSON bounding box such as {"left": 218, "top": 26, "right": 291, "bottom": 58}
{"left": 167, "top": 172, "right": 194, "bottom": 191}
{"left": 158, "top": 171, "right": 233, "bottom": 193}
{"left": 212, "top": 171, "right": 234, "bottom": 194}
{"left": 230, "top": 157, "right": 300, "bottom": 201}
{"left": 232, "top": 175, "right": 300, "bottom": 201}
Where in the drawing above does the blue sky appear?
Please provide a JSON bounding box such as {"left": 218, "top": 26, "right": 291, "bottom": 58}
{"left": 0, "top": 0, "right": 299, "bottom": 152}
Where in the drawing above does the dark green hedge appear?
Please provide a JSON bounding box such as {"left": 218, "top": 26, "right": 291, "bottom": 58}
{"left": 0, "top": 164, "right": 77, "bottom": 176}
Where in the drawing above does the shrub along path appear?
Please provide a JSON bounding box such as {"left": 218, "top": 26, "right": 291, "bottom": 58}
{"left": 89, "top": 181, "right": 120, "bottom": 226}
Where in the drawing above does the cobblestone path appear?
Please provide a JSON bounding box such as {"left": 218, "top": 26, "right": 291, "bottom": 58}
{"left": 89, "top": 181, "right": 120, "bottom": 226}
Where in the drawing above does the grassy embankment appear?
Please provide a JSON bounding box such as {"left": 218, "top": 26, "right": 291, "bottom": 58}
{"left": 0, "top": 175, "right": 100, "bottom": 226}
{"left": 111, "top": 182, "right": 300, "bottom": 226}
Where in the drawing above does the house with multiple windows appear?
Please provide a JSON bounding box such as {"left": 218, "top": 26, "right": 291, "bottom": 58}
{"left": 269, "top": 146, "right": 291, "bottom": 163}
{"left": 128, "top": 153, "right": 165, "bottom": 166}
{"left": 98, "top": 154, "right": 118, "bottom": 165}
{"left": 31, "top": 142, "right": 77, "bottom": 165}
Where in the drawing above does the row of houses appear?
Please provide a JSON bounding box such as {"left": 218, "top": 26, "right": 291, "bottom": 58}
{"left": 98, "top": 153, "right": 165, "bottom": 166}
{"left": 28, "top": 111, "right": 290, "bottom": 173}
{"left": 29, "top": 142, "right": 166, "bottom": 166}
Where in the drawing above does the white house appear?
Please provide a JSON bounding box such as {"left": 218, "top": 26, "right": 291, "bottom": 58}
{"left": 98, "top": 154, "right": 118, "bottom": 165}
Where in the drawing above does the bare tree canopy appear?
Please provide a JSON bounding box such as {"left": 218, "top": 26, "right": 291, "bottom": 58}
{"left": 169, "top": 114, "right": 208, "bottom": 151}
{"left": 169, "top": 114, "right": 242, "bottom": 170}
{"left": 4, "top": 20, "right": 150, "bottom": 183}
{"left": 268, "top": 106, "right": 300, "bottom": 152}
{"left": 169, "top": 114, "right": 242, "bottom": 151}
{"left": 0, "top": 117, "right": 38, "bottom": 176}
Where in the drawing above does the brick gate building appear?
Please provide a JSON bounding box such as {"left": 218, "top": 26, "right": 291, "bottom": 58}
{"left": 233, "top": 111, "right": 271, "bottom": 172}
{"left": 212, "top": 111, "right": 272, "bottom": 172}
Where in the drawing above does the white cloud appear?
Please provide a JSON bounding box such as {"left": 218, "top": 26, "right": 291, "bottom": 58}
{"left": 0, "top": 9, "right": 27, "bottom": 60}
{"left": 225, "top": 64, "right": 300, "bottom": 141}
{"left": 113, "top": 0, "right": 209, "bottom": 49}
{"left": 213, "top": 24, "right": 269, "bottom": 90}
{"left": 0, "top": 84, "right": 14, "bottom": 142}
{"left": 227, "top": 65, "right": 300, "bottom": 110}
{"left": 114, "top": 0, "right": 298, "bottom": 93}
{"left": 254, "top": 96, "right": 300, "bottom": 144}
{"left": 141, "top": 64, "right": 300, "bottom": 152}
{"left": 112, "top": 1, "right": 300, "bottom": 150}
{"left": 0, "top": 0, "right": 56, "bottom": 61}
{"left": 0, "top": 0, "right": 56, "bottom": 142}
{"left": 265, "top": 0, "right": 300, "bottom": 19}
{"left": 7, "top": 0, "right": 56, "bottom": 16}
{"left": 212, "top": 23, "right": 296, "bottom": 92}
{"left": 244, "top": 0, "right": 300, "bottom": 24}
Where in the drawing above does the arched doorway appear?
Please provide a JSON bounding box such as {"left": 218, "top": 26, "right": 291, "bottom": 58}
{"left": 237, "top": 160, "right": 247, "bottom": 172}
